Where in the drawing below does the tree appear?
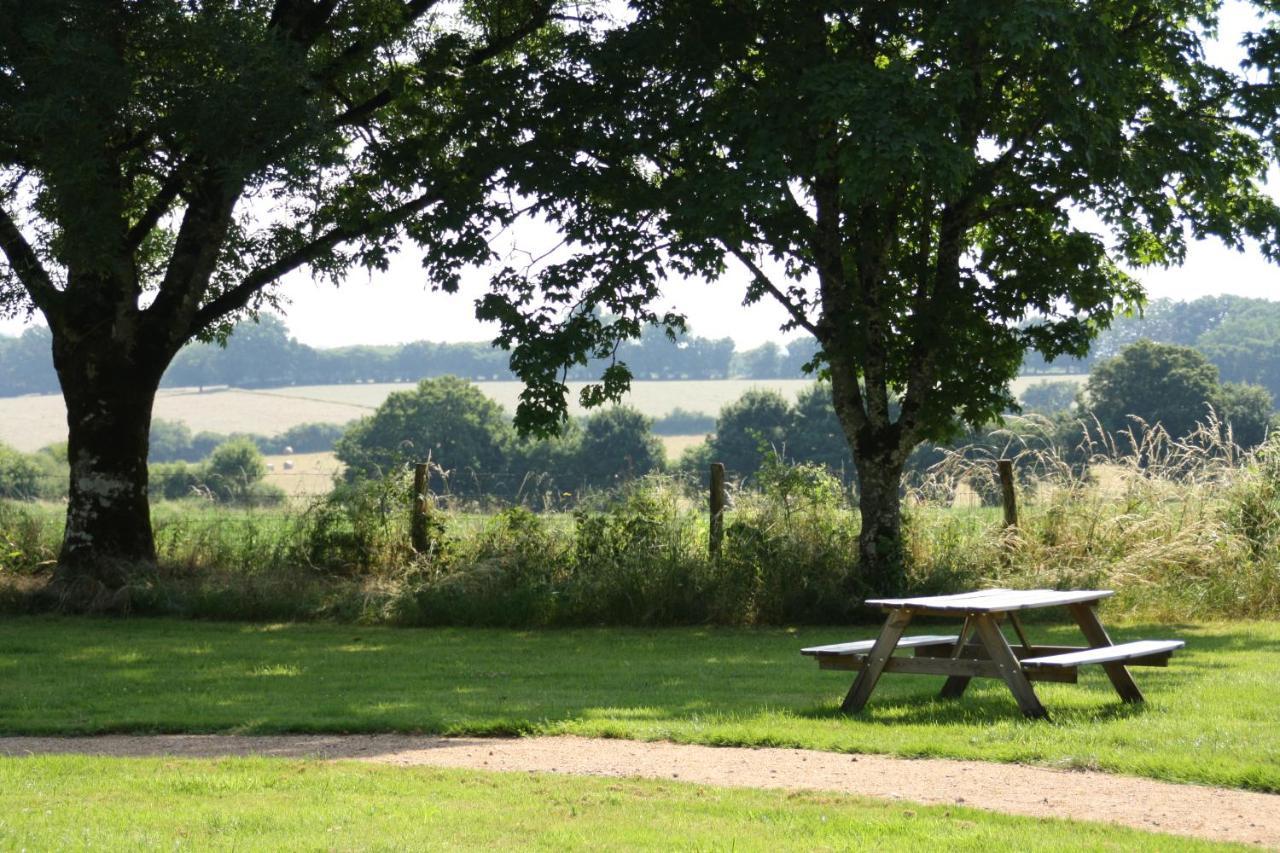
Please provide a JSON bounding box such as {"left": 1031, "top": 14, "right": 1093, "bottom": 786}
{"left": 1215, "top": 382, "right": 1274, "bottom": 448}
{"left": 570, "top": 406, "right": 664, "bottom": 489}
{"left": 202, "top": 437, "right": 271, "bottom": 504}
{"left": 0, "top": 1, "right": 554, "bottom": 594}
{"left": 787, "top": 383, "right": 853, "bottom": 478}
{"left": 1085, "top": 340, "right": 1222, "bottom": 439}
{"left": 485, "top": 1, "right": 1280, "bottom": 592}
{"left": 1084, "top": 339, "right": 1274, "bottom": 447}
{"left": 334, "top": 376, "right": 513, "bottom": 496}
{"left": 707, "top": 389, "right": 792, "bottom": 480}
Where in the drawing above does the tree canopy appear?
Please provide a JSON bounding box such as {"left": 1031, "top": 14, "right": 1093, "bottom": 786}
{"left": 481, "top": 0, "right": 1280, "bottom": 590}
{"left": 0, "top": 0, "right": 558, "bottom": 587}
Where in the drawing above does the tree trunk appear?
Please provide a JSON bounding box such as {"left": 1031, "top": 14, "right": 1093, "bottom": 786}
{"left": 854, "top": 454, "right": 907, "bottom": 596}
{"left": 49, "top": 329, "right": 167, "bottom": 606}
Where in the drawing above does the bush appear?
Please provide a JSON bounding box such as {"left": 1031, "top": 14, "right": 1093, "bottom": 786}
{"left": 0, "top": 443, "right": 64, "bottom": 501}
{"left": 1020, "top": 380, "right": 1079, "bottom": 415}
{"left": 706, "top": 389, "right": 791, "bottom": 481}
{"left": 149, "top": 439, "right": 281, "bottom": 506}
{"left": 335, "top": 376, "right": 513, "bottom": 497}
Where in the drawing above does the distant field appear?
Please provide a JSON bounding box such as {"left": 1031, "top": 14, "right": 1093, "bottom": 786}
{"left": 262, "top": 451, "right": 342, "bottom": 498}
{"left": 0, "top": 375, "right": 1086, "bottom": 453}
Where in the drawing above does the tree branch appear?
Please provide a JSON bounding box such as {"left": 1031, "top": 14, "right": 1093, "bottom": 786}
{"left": 721, "top": 241, "right": 819, "bottom": 337}
{"left": 327, "top": 0, "right": 553, "bottom": 131}
{"left": 125, "top": 162, "right": 187, "bottom": 251}
{"left": 187, "top": 186, "right": 447, "bottom": 336}
{"left": 0, "top": 203, "right": 60, "bottom": 314}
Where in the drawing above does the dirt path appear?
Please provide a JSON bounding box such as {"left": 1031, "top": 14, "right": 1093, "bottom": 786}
{"left": 2, "top": 734, "right": 1276, "bottom": 847}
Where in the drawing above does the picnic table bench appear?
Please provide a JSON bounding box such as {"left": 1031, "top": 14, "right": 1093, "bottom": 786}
{"left": 802, "top": 588, "right": 1183, "bottom": 719}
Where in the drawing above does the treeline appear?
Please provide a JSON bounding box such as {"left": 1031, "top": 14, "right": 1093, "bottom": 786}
{"left": 4, "top": 338, "right": 1273, "bottom": 504}
{"left": 1023, "top": 295, "right": 1280, "bottom": 403}
{"left": 0, "top": 315, "right": 819, "bottom": 397}
{"left": 7, "top": 295, "right": 1280, "bottom": 401}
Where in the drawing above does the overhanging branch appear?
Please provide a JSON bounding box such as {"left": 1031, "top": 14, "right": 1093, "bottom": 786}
{"left": 722, "top": 240, "right": 819, "bottom": 337}
{"left": 187, "top": 186, "right": 447, "bottom": 336}
{"left": 0, "top": 204, "right": 60, "bottom": 314}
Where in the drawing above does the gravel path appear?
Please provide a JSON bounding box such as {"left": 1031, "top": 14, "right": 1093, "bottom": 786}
{"left": 2, "top": 734, "right": 1276, "bottom": 847}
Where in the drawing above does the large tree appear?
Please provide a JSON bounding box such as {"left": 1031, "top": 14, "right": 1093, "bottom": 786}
{"left": 0, "top": 0, "right": 554, "bottom": 599}
{"left": 483, "top": 0, "right": 1280, "bottom": 592}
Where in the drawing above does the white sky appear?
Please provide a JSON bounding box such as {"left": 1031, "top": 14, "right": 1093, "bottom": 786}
{"left": 1, "top": 2, "right": 1275, "bottom": 350}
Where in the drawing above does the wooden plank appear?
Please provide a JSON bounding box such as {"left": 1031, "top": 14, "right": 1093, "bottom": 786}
{"left": 917, "top": 644, "right": 1089, "bottom": 660}
{"left": 814, "top": 654, "right": 1078, "bottom": 683}
{"left": 801, "top": 635, "right": 958, "bottom": 656}
{"left": 840, "top": 609, "right": 911, "bottom": 713}
{"left": 865, "top": 588, "right": 1113, "bottom": 615}
{"left": 972, "top": 614, "right": 1049, "bottom": 719}
{"left": 1068, "top": 603, "right": 1145, "bottom": 703}
{"left": 1021, "top": 640, "right": 1184, "bottom": 668}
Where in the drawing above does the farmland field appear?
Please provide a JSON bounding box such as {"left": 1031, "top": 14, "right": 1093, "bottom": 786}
{"left": 0, "top": 375, "right": 1086, "bottom": 453}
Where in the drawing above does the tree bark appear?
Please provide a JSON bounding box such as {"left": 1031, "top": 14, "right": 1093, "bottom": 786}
{"left": 48, "top": 326, "right": 168, "bottom": 606}
{"left": 853, "top": 453, "right": 907, "bottom": 596}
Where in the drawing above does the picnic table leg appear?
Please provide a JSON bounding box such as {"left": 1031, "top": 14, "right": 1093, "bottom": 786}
{"left": 1069, "top": 603, "right": 1144, "bottom": 703}
{"left": 840, "top": 608, "right": 912, "bottom": 713}
{"left": 972, "top": 614, "right": 1049, "bottom": 719}
{"left": 939, "top": 616, "right": 973, "bottom": 700}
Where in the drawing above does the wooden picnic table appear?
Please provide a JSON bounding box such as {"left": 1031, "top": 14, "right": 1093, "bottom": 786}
{"left": 801, "top": 588, "right": 1184, "bottom": 719}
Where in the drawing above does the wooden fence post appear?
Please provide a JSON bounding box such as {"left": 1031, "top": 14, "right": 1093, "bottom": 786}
{"left": 411, "top": 461, "right": 430, "bottom": 552}
{"left": 998, "top": 458, "right": 1018, "bottom": 528}
{"left": 709, "top": 462, "right": 726, "bottom": 558}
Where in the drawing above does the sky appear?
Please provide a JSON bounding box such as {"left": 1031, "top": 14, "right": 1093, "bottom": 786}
{"left": 1, "top": 2, "right": 1275, "bottom": 350}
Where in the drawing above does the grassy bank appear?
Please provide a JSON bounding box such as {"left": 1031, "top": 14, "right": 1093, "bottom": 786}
{"left": 1, "top": 617, "right": 1276, "bottom": 792}
{"left": 0, "top": 756, "right": 1223, "bottom": 851}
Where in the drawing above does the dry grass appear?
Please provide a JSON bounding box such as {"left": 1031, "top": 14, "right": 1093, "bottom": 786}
{"left": 908, "top": 412, "right": 1280, "bottom": 620}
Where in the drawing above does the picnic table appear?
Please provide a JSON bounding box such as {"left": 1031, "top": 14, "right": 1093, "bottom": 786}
{"left": 801, "top": 588, "right": 1183, "bottom": 719}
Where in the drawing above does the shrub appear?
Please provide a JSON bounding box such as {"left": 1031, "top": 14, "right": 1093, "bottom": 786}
{"left": 335, "top": 376, "right": 513, "bottom": 497}
{"left": 0, "top": 444, "right": 44, "bottom": 501}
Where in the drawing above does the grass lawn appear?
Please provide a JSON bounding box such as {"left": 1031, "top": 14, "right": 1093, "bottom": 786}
{"left": 0, "top": 617, "right": 1276, "bottom": 792}
{"left": 0, "top": 756, "right": 1238, "bottom": 851}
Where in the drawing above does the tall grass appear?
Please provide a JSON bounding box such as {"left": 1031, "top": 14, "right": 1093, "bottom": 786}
{"left": 3, "top": 417, "right": 1278, "bottom": 624}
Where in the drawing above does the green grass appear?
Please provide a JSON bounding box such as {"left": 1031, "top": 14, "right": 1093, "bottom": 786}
{"left": 1, "top": 617, "right": 1277, "bottom": 792}
{"left": 0, "top": 756, "right": 1234, "bottom": 851}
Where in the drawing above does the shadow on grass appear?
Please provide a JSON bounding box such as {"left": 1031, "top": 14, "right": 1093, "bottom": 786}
{"left": 0, "top": 617, "right": 1265, "bottom": 739}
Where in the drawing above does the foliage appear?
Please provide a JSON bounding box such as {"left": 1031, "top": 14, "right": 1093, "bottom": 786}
{"left": 1215, "top": 382, "right": 1274, "bottom": 448}
{"left": 0, "top": 0, "right": 561, "bottom": 574}
{"left": 651, "top": 407, "right": 715, "bottom": 436}
{"left": 0, "top": 442, "right": 41, "bottom": 500}
{"left": 1084, "top": 340, "right": 1274, "bottom": 445}
{"left": 335, "top": 376, "right": 513, "bottom": 495}
{"left": 149, "top": 418, "right": 345, "bottom": 463}
{"left": 562, "top": 406, "right": 665, "bottom": 491}
{"left": 485, "top": 0, "right": 1280, "bottom": 594}
{"left": 1086, "top": 340, "right": 1222, "bottom": 439}
{"left": 1019, "top": 381, "right": 1080, "bottom": 416}
{"left": 705, "top": 390, "right": 792, "bottom": 483}
{"left": 150, "top": 439, "right": 282, "bottom": 506}
{"left": 0, "top": 442, "right": 64, "bottom": 501}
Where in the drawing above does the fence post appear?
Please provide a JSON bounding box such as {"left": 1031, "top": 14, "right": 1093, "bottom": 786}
{"left": 709, "top": 462, "right": 726, "bottom": 558}
{"left": 998, "top": 458, "right": 1018, "bottom": 528}
{"left": 411, "top": 461, "right": 430, "bottom": 552}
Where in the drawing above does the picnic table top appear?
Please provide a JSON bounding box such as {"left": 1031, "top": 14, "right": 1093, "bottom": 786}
{"left": 863, "top": 588, "right": 1114, "bottom": 614}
